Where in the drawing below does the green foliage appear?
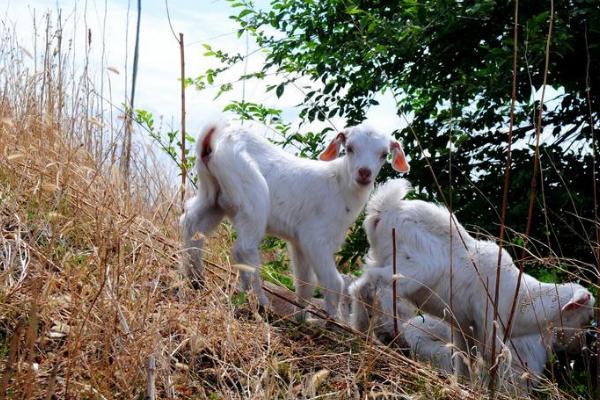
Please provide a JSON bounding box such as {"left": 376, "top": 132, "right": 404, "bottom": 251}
{"left": 260, "top": 236, "right": 295, "bottom": 290}
{"left": 337, "top": 213, "right": 366, "bottom": 273}
{"left": 261, "top": 236, "right": 294, "bottom": 291}
{"left": 218, "top": 0, "right": 599, "bottom": 275}
{"left": 533, "top": 267, "right": 557, "bottom": 284}
{"left": 134, "top": 109, "right": 195, "bottom": 181}
{"left": 222, "top": 101, "right": 287, "bottom": 128}
{"left": 261, "top": 257, "right": 295, "bottom": 291}
{"left": 231, "top": 292, "right": 247, "bottom": 306}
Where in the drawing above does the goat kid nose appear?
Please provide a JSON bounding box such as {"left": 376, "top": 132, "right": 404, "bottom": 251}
{"left": 358, "top": 168, "right": 372, "bottom": 179}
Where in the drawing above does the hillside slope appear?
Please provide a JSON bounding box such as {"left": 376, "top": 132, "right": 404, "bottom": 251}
{"left": 0, "top": 110, "right": 529, "bottom": 400}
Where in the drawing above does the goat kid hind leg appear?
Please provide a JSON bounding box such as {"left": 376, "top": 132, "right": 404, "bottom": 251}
{"left": 449, "top": 325, "right": 474, "bottom": 381}
{"left": 180, "top": 197, "right": 225, "bottom": 288}
{"left": 230, "top": 213, "right": 269, "bottom": 308}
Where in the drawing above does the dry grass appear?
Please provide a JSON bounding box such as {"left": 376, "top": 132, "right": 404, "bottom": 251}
{"left": 0, "top": 101, "right": 494, "bottom": 399}
{"left": 0, "top": 10, "right": 580, "bottom": 400}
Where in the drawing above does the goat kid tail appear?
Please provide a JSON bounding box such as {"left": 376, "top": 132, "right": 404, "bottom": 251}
{"left": 196, "top": 122, "right": 224, "bottom": 167}
{"left": 194, "top": 121, "right": 227, "bottom": 205}
{"left": 366, "top": 178, "right": 411, "bottom": 216}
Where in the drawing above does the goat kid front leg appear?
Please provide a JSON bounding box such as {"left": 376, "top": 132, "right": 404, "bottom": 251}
{"left": 451, "top": 326, "right": 473, "bottom": 380}
{"left": 339, "top": 274, "right": 355, "bottom": 323}
{"left": 349, "top": 276, "right": 377, "bottom": 333}
{"left": 303, "top": 247, "right": 344, "bottom": 319}
{"left": 289, "top": 243, "right": 316, "bottom": 321}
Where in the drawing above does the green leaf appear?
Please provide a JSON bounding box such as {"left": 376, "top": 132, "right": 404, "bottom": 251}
{"left": 276, "top": 84, "right": 284, "bottom": 98}
{"left": 238, "top": 9, "right": 254, "bottom": 19}
{"left": 346, "top": 6, "right": 363, "bottom": 15}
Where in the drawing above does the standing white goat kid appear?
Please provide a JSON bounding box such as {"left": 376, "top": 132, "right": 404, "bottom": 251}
{"left": 356, "top": 179, "right": 594, "bottom": 379}
{"left": 180, "top": 123, "right": 409, "bottom": 318}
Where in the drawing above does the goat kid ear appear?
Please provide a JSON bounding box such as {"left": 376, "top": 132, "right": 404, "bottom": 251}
{"left": 390, "top": 141, "right": 410, "bottom": 173}
{"left": 319, "top": 132, "right": 346, "bottom": 161}
{"left": 561, "top": 290, "right": 592, "bottom": 312}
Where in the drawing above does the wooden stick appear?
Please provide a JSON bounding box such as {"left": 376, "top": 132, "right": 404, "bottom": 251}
{"left": 179, "top": 32, "right": 186, "bottom": 208}
{"left": 146, "top": 354, "right": 156, "bottom": 400}
{"left": 44, "top": 363, "right": 59, "bottom": 400}
{"left": 582, "top": 20, "right": 600, "bottom": 399}
{"left": 489, "top": 0, "right": 520, "bottom": 393}
{"left": 122, "top": 0, "right": 142, "bottom": 185}
{"left": 0, "top": 321, "right": 24, "bottom": 398}
{"left": 392, "top": 228, "right": 399, "bottom": 339}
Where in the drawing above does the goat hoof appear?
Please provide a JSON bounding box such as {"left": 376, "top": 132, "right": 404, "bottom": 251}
{"left": 190, "top": 278, "right": 206, "bottom": 290}
{"left": 295, "top": 308, "right": 308, "bottom": 323}
{"left": 257, "top": 304, "right": 274, "bottom": 323}
{"left": 305, "top": 316, "right": 327, "bottom": 328}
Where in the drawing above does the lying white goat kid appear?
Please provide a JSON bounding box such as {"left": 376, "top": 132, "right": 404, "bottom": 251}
{"left": 350, "top": 265, "right": 584, "bottom": 391}
{"left": 352, "top": 179, "right": 594, "bottom": 382}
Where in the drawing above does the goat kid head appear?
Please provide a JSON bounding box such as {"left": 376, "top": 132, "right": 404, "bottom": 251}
{"left": 556, "top": 283, "right": 596, "bottom": 329}
{"left": 319, "top": 125, "right": 409, "bottom": 188}
{"left": 551, "top": 287, "right": 595, "bottom": 349}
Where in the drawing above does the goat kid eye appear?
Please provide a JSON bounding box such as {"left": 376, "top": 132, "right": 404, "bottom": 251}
{"left": 380, "top": 152, "right": 388, "bottom": 160}
{"left": 346, "top": 146, "right": 354, "bottom": 154}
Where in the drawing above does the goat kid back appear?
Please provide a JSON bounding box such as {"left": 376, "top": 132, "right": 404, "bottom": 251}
{"left": 361, "top": 178, "right": 594, "bottom": 380}
{"left": 181, "top": 122, "right": 409, "bottom": 318}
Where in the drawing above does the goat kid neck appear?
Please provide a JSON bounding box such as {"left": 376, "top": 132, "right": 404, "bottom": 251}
{"left": 329, "top": 157, "right": 373, "bottom": 218}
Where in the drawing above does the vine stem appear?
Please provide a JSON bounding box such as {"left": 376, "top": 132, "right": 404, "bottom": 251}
{"left": 493, "top": 0, "right": 554, "bottom": 393}
{"left": 583, "top": 20, "right": 600, "bottom": 400}
{"left": 488, "top": 0, "right": 520, "bottom": 392}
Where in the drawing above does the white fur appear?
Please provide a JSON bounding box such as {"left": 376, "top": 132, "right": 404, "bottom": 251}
{"left": 350, "top": 266, "right": 547, "bottom": 388}
{"left": 181, "top": 122, "right": 405, "bottom": 317}
{"left": 402, "top": 315, "right": 549, "bottom": 392}
{"left": 353, "top": 178, "right": 595, "bottom": 384}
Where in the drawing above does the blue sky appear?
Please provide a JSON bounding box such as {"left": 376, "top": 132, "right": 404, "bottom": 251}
{"left": 3, "top": 0, "right": 403, "bottom": 139}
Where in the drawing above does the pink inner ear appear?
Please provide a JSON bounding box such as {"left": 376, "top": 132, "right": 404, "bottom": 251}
{"left": 562, "top": 292, "right": 591, "bottom": 312}
{"left": 563, "top": 302, "right": 582, "bottom": 312}
{"left": 319, "top": 132, "right": 346, "bottom": 161}
{"left": 390, "top": 141, "right": 410, "bottom": 173}
{"left": 319, "top": 141, "right": 340, "bottom": 161}
{"left": 201, "top": 127, "right": 216, "bottom": 165}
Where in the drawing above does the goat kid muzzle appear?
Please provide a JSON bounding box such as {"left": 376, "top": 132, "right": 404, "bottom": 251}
{"left": 355, "top": 167, "right": 373, "bottom": 186}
